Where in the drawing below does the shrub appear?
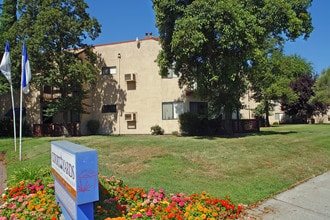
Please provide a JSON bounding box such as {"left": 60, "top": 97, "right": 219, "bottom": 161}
{"left": 0, "top": 117, "right": 12, "bottom": 137}
{"left": 171, "top": 131, "right": 180, "bottom": 136}
{"left": 150, "top": 125, "right": 164, "bottom": 135}
{"left": 7, "top": 167, "right": 53, "bottom": 186}
{"left": 87, "top": 119, "right": 100, "bottom": 135}
{"left": 0, "top": 118, "right": 31, "bottom": 137}
{"left": 179, "top": 112, "right": 207, "bottom": 136}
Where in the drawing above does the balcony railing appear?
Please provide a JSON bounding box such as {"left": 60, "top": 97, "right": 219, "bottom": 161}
{"left": 33, "top": 123, "right": 79, "bottom": 136}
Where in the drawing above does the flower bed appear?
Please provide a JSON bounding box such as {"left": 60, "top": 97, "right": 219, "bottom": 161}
{"left": 0, "top": 180, "right": 60, "bottom": 219}
{"left": 95, "top": 175, "right": 243, "bottom": 219}
{"left": 0, "top": 175, "right": 243, "bottom": 219}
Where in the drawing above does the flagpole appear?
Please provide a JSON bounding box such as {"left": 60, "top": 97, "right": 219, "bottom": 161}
{"left": 19, "top": 68, "right": 23, "bottom": 161}
{"left": 0, "top": 40, "right": 16, "bottom": 151}
{"left": 10, "top": 84, "right": 17, "bottom": 151}
{"left": 19, "top": 42, "right": 31, "bottom": 161}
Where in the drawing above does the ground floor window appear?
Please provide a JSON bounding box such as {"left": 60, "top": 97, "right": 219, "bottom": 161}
{"left": 162, "top": 102, "right": 184, "bottom": 120}
{"left": 71, "top": 111, "right": 80, "bottom": 122}
{"left": 275, "top": 113, "right": 283, "bottom": 120}
{"left": 102, "top": 104, "right": 117, "bottom": 113}
{"left": 190, "top": 102, "right": 208, "bottom": 115}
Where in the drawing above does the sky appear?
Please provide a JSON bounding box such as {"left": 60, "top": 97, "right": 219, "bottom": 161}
{"left": 85, "top": 0, "right": 330, "bottom": 76}
{"left": 0, "top": 0, "right": 328, "bottom": 75}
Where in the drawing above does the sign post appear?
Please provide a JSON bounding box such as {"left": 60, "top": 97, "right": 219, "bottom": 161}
{"left": 51, "top": 141, "right": 99, "bottom": 220}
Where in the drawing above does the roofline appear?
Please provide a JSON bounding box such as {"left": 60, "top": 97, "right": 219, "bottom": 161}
{"left": 92, "top": 36, "right": 159, "bottom": 48}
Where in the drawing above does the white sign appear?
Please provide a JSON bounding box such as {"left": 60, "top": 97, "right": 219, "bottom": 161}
{"left": 51, "top": 144, "right": 76, "bottom": 189}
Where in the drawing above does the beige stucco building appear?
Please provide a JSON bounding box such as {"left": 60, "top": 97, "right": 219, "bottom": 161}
{"left": 79, "top": 35, "right": 204, "bottom": 135}
{"left": 1, "top": 36, "right": 329, "bottom": 136}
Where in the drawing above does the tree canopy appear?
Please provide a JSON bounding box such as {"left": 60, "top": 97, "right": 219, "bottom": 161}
{"left": 309, "top": 68, "right": 330, "bottom": 116}
{"left": 3, "top": 0, "right": 102, "bottom": 123}
{"left": 249, "top": 51, "right": 313, "bottom": 126}
{"left": 152, "top": 0, "right": 313, "bottom": 133}
{"left": 281, "top": 73, "right": 316, "bottom": 123}
{"left": 0, "top": 0, "right": 17, "bottom": 94}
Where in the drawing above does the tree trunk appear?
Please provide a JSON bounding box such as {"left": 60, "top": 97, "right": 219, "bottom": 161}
{"left": 264, "top": 101, "right": 270, "bottom": 127}
{"left": 62, "top": 110, "right": 70, "bottom": 136}
{"left": 224, "top": 107, "right": 234, "bottom": 135}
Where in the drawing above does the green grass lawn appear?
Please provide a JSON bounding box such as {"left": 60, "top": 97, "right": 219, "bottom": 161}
{"left": 1, "top": 124, "right": 329, "bottom": 205}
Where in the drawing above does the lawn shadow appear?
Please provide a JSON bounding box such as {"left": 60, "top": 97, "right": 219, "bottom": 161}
{"left": 240, "top": 130, "right": 297, "bottom": 137}
{"left": 192, "top": 130, "right": 297, "bottom": 139}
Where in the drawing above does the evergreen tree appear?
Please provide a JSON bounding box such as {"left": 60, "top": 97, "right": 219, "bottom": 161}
{"left": 0, "top": 0, "right": 17, "bottom": 95}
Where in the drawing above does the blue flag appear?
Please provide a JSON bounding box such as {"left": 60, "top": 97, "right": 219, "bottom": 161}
{"left": 0, "top": 41, "right": 12, "bottom": 84}
{"left": 21, "top": 43, "right": 31, "bottom": 94}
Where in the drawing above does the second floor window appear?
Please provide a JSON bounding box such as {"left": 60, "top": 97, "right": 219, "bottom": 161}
{"left": 102, "top": 66, "right": 117, "bottom": 75}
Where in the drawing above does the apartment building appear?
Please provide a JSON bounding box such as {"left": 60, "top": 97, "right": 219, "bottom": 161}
{"left": 2, "top": 35, "right": 328, "bottom": 136}
{"left": 80, "top": 35, "right": 204, "bottom": 135}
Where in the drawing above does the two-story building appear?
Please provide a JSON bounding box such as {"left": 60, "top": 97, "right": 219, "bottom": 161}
{"left": 1, "top": 35, "right": 328, "bottom": 136}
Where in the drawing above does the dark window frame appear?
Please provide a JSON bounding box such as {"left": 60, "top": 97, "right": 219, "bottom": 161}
{"left": 102, "top": 104, "right": 117, "bottom": 113}
{"left": 102, "top": 66, "right": 117, "bottom": 75}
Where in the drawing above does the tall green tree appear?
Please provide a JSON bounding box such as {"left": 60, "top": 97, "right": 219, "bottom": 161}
{"left": 0, "top": 0, "right": 17, "bottom": 95}
{"left": 152, "top": 0, "right": 313, "bottom": 134}
{"left": 249, "top": 51, "right": 313, "bottom": 126}
{"left": 13, "top": 0, "right": 101, "bottom": 124}
{"left": 309, "top": 68, "right": 330, "bottom": 115}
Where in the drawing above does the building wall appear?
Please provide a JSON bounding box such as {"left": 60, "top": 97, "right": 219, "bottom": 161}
{"left": 2, "top": 37, "right": 329, "bottom": 135}
{"left": 240, "top": 92, "right": 285, "bottom": 125}
{"left": 0, "top": 86, "right": 42, "bottom": 134}
{"left": 80, "top": 37, "right": 190, "bottom": 135}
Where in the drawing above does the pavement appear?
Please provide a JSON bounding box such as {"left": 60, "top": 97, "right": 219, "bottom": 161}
{"left": 0, "top": 160, "right": 7, "bottom": 199}
{"left": 0, "top": 155, "right": 329, "bottom": 219}
{"left": 244, "top": 171, "right": 330, "bottom": 219}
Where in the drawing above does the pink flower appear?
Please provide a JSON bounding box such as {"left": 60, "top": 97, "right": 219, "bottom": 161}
{"left": 8, "top": 204, "right": 16, "bottom": 209}
{"left": 146, "top": 210, "right": 153, "bottom": 216}
{"left": 132, "top": 213, "right": 143, "bottom": 219}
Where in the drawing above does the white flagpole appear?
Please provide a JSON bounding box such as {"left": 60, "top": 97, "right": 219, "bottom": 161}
{"left": 10, "top": 84, "right": 17, "bottom": 151}
{"left": 19, "top": 43, "right": 31, "bottom": 161}
{"left": 19, "top": 70, "right": 23, "bottom": 161}
{"left": 0, "top": 40, "right": 16, "bottom": 151}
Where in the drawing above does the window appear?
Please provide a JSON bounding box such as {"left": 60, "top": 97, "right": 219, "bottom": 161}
{"left": 162, "top": 62, "right": 179, "bottom": 78}
{"left": 71, "top": 111, "right": 80, "bottom": 122}
{"left": 162, "top": 68, "right": 179, "bottom": 78}
{"left": 43, "top": 86, "right": 53, "bottom": 94}
{"left": 275, "top": 113, "right": 283, "bottom": 120}
{"left": 102, "top": 104, "right": 117, "bottom": 113}
{"left": 162, "top": 102, "right": 184, "bottom": 120}
{"left": 190, "top": 102, "right": 208, "bottom": 115}
{"left": 127, "top": 121, "right": 137, "bottom": 129}
{"left": 102, "top": 66, "right": 117, "bottom": 75}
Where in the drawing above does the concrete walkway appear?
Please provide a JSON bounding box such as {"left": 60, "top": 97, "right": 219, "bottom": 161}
{"left": 0, "top": 160, "right": 7, "bottom": 198}
{"left": 245, "top": 171, "right": 330, "bottom": 219}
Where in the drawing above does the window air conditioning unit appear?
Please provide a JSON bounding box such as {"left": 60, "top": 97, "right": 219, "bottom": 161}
{"left": 124, "top": 113, "right": 136, "bottom": 121}
{"left": 124, "top": 73, "right": 136, "bottom": 81}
